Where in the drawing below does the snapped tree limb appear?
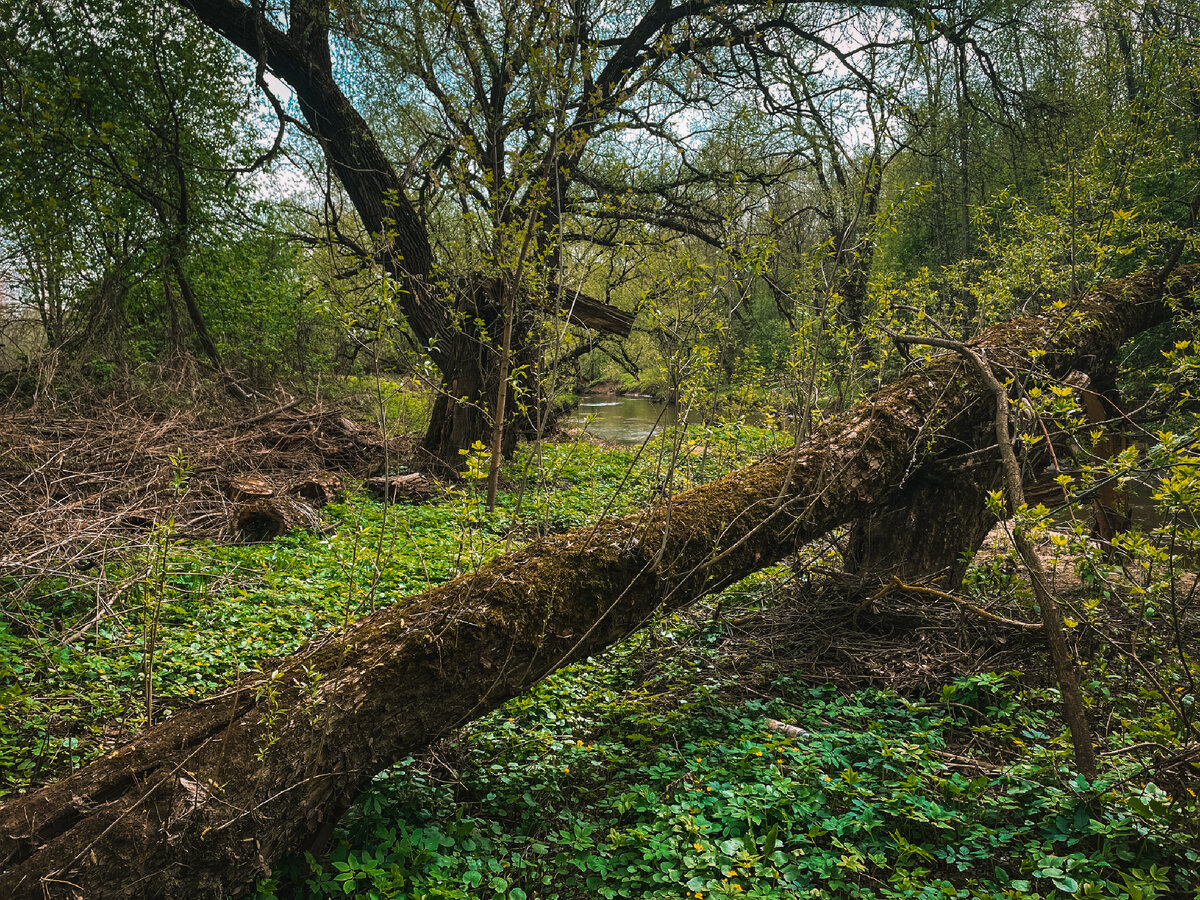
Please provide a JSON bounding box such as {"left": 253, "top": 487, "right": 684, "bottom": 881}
{"left": 1, "top": 264, "right": 1196, "bottom": 898}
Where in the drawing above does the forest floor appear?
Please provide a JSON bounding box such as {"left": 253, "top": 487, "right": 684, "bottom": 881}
{"left": 1, "top": 396, "right": 1198, "bottom": 899}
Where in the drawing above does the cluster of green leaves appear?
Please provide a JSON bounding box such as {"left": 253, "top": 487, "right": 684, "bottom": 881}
{"left": 975, "top": 346, "right": 1200, "bottom": 753}
{"left": 0, "top": 0, "right": 335, "bottom": 389}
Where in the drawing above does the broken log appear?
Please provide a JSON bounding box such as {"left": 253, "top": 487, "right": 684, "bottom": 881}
{"left": 288, "top": 472, "right": 342, "bottom": 507}
{"left": 223, "top": 475, "right": 275, "bottom": 503}
{"left": 232, "top": 498, "right": 323, "bottom": 541}
{"left": 225, "top": 473, "right": 339, "bottom": 540}
{"left": 1, "top": 265, "right": 1196, "bottom": 898}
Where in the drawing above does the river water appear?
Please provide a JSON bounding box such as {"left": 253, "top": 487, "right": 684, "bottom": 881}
{"left": 568, "top": 396, "right": 1179, "bottom": 541}
{"left": 565, "top": 395, "right": 682, "bottom": 444}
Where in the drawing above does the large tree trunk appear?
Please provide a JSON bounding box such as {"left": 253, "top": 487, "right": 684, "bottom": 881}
{"left": 2, "top": 265, "right": 1195, "bottom": 899}
{"left": 419, "top": 280, "right": 532, "bottom": 468}
{"left": 180, "top": 0, "right": 635, "bottom": 466}
{"left": 844, "top": 462, "right": 1001, "bottom": 591}
{"left": 420, "top": 283, "right": 635, "bottom": 468}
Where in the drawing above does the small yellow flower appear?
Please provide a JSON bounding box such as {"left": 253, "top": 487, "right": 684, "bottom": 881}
{"left": 755, "top": 751, "right": 763, "bottom": 756}
{"left": 693, "top": 842, "right": 703, "bottom": 851}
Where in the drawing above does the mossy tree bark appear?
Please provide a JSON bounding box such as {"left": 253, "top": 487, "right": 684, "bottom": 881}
{"left": 1, "top": 265, "right": 1195, "bottom": 898}
{"left": 843, "top": 461, "right": 1001, "bottom": 591}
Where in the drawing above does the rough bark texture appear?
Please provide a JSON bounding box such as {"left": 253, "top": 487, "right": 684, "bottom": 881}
{"left": 1080, "top": 388, "right": 1132, "bottom": 541}
{"left": 1, "top": 265, "right": 1196, "bottom": 899}
{"left": 844, "top": 462, "right": 1001, "bottom": 591}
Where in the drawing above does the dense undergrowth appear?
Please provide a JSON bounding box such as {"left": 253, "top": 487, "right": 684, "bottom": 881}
{"left": 261, "top": 660, "right": 1196, "bottom": 900}
{"left": 0, "top": 425, "right": 784, "bottom": 789}
{"left": 2, "top": 421, "right": 1199, "bottom": 899}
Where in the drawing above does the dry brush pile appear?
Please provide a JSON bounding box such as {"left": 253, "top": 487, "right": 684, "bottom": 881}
{"left": 0, "top": 399, "right": 401, "bottom": 590}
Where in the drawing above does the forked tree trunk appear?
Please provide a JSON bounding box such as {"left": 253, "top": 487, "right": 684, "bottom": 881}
{"left": 179, "top": 0, "right": 635, "bottom": 468}
{"left": 420, "top": 283, "right": 631, "bottom": 467}
{"left": 1, "top": 265, "right": 1195, "bottom": 899}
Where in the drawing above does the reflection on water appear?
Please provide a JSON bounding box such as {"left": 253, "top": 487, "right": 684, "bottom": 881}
{"left": 565, "top": 395, "right": 681, "bottom": 444}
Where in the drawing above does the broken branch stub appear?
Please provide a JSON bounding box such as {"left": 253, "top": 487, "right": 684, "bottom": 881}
{"left": 1, "top": 265, "right": 1195, "bottom": 898}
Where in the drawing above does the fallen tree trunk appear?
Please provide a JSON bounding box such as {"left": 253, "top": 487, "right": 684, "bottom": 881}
{"left": 843, "top": 462, "right": 1001, "bottom": 590}
{"left": 2, "top": 265, "right": 1196, "bottom": 898}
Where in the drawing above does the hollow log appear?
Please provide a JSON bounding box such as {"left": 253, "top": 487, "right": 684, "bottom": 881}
{"left": 232, "top": 497, "right": 323, "bottom": 541}
{"left": 1, "top": 265, "right": 1195, "bottom": 899}
{"left": 288, "top": 472, "right": 342, "bottom": 507}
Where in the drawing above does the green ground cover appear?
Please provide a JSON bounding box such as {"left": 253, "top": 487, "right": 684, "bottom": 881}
{"left": 259, "top": 658, "right": 1196, "bottom": 900}
{"left": 1, "top": 427, "right": 1198, "bottom": 899}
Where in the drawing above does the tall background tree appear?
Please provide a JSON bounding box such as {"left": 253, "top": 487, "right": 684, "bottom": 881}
{"left": 175, "top": 0, "right": 1030, "bottom": 463}
{"left": 0, "top": 0, "right": 325, "bottom": 393}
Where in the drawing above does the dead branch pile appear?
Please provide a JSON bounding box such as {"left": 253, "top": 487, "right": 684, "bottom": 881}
{"left": 0, "top": 399, "right": 400, "bottom": 571}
